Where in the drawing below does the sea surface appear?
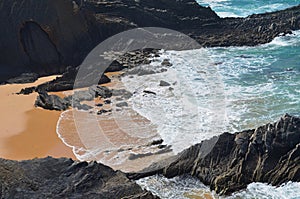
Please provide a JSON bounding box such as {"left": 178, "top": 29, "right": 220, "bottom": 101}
{"left": 57, "top": 1, "right": 300, "bottom": 198}
{"left": 196, "top": 0, "right": 300, "bottom": 17}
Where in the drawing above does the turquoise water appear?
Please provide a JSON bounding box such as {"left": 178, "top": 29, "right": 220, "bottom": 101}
{"left": 136, "top": 2, "right": 300, "bottom": 199}
{"left": 196, "top": 0, "right": 300, "bottom": 17}
{"left": 209, "top": 31, "right": 300, "bottom": 132}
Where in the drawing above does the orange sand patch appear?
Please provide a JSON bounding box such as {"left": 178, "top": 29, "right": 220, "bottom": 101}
{"left": 0, "top": 76, "right": 75, "bottom": 160}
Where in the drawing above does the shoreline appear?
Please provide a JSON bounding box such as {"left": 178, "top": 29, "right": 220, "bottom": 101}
{"left": 0, "top": 76, "right": 75, "bottom": 160}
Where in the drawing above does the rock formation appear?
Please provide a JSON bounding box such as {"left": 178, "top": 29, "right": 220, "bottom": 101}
{"left": 1, "top": 0, "right": 300, "bottom": 83}
{"left": 0, "top": 157, "right": 157, "bottom": 198}
{"left": 129, "top": 114, "right": 300, "bottom": 195}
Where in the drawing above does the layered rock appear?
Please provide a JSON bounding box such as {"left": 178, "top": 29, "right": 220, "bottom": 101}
{"left": 0, "top": 157, "right": 157, "bottom": 199}
{"left": 129, "top": 114, "right": 300, "bottom": 195}
{"left": 1, "top": 0, "right": 300, "bottom": 83}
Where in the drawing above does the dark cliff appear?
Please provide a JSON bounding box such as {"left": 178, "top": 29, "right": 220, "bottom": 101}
{"left": 1, "top": 0, "right": 300, "bottom": 83}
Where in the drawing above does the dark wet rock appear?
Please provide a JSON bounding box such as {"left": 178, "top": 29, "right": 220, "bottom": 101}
{"left": 35, "top": 92, "right": 69, "bottom": 111}
{"left": 17, "top": 86, "right": 36, "bottom": 95}
{"left": 89, "top": 85, "right": 112, "bottom": 99}
{"left": 0, "top": 157, "right": 158, "bottom": 199}
{"left": 159, "top": 80, "right": 171, "bottom": 87}
{"left": 116, "top": 102, "right": 128, "bottom": 107}
{"left": 112, "top": 89, "right": 133, "bottom": 99}
{"left": 73, "top": 90, "right": 94, "bottom": 101}
{"left": 161, "top": 68, "right": 168, "bottom": 73}
{"left": 143, "top": 90, "right": 156, "bottom": 95}
{"left": 6, "top": 73, "right": 39, "bottom": 84}
{"left": 129, "top": 114, "right": 300, "bottom": 195}
{"left": 161, "top": 59, "right": 172, "bottom": 67}
{"left": 36, "top": 67, "right": 111, "bottom": 92}
{"left": 149, "top": 139, "right": 164, "bottom": 146}
{"left": 73, "top": 103, "right": 93, "bottom": 111}
{"left": 105, "top": 60, "right": 125, "bottom": 72}
{"left": 104, "top": 99, "right": 111, "bottom": 104}
{"left": 158, "top": 145, "right": 167, "bottom": 149}
{"left": 97, "top": 109, "right": 112, "bottom": 115}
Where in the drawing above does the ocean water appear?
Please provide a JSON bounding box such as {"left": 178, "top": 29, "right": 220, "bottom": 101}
{"left": 134, "top": 6, "right": 300, "bottom": 199}
{"left": 196, "top": 0, "right": 300, "bottom": 17}
{"left": 56, "top": 1, "right": 300, "bottom": 198}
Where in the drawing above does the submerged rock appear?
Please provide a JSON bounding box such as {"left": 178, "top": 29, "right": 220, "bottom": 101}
{"left": 159, "top": 80, "right": 171, "bottom": 87}
{"left": 129, "top": 114, "right": 300, "bottom": 195}
{"left": 0, "top": 157, "right": 158, "bottom": 199}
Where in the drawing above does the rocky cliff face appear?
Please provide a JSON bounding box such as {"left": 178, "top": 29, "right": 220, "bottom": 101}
{"left": 1, "top": 0, "right": 300, "bottom": 83}
{"left": 0, "top": 0, "right": 132, "bottom": 82}
{"left": 0, "top": 157, "right": 157, "bottom": 199}
{"left": 129, "top": 114, "right": 300, "bottom": 195}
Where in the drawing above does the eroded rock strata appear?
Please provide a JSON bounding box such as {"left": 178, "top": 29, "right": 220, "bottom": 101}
{"left": 0, "top": 157, "right": 157, "bottom": 199}
{"left": 129, "top": 114, "right": 300, "bottom": 195}
{"left": 1, "top": 0, "right": 300, "bottom": 82}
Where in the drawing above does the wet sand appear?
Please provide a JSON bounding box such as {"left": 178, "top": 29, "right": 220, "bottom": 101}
{"left": 57, "top": 72, "right": 174, "bottom": 172}
{"left": 0, "top": 76, "right": 75, "bottom": 160}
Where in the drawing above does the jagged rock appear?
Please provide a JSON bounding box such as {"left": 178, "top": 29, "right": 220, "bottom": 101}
{"left": 35, "top": 92, "right": 69, "bottom": 111}
{"left": 129, "top": 114, "right": 300, "bottom": 195}
{"left": 161, "top": 59, "right": 172, "bottom": 67}
{"left": 143, "top": 90, "right": 156, "bottom": 95}
{"left": 17, "top": 86, "right": 36, "bottom": 95}
{"left": 97, "top": 109, "right": 112, "bottom": 115}
{"left": 105, "top": 60, "right": 125, "bottom": 72}
{"left": 88, "top": 85, "right": 112, "bottom": 98}
{"left": 159, "top": 80, "right": 171, "bottom": 87}
{"left": 36, "top": 67, "right": 111, "bottom": 92}
{"left": 0, "top": 157, "right": 158, "bottom": 199}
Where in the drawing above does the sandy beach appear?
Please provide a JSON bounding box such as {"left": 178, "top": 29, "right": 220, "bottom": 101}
{"left": 0, "top": 76, "right": 75, "bottom": 160}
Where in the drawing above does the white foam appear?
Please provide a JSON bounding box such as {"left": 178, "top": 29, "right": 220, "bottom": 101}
{"left": 122, "top": 49, "right": 226, "bottom": 153}
{"left": 137, "top": 175, "right": 300, "bottom": 199}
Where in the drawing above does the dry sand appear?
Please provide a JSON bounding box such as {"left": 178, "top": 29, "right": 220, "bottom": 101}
{"left": 0, "top": 76, "right": 75, "bottom": 160}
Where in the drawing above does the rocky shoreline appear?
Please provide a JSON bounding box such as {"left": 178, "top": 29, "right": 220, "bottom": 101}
{"left": 1, "top": 0, "right": 300, "bottom": 83}
{"left": 1, "top": 0, "right": 300, "bottom": 198}
{"left": 1, "top": 115, "right": 299, "bottom": 198}
{"left": 129, "top": 114, "right": 300, "bottom": 195}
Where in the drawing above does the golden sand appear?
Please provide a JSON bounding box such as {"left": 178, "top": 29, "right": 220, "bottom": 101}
{"left": 0, "top": 76, "right": 75, "bottom": 160}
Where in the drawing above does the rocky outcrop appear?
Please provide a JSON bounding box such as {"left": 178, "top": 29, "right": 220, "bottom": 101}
{"left": 129, "top": 114, "right": 300, "bottom": 195}
{"left": 0, "top": 157, "right": 157, "bottom": 199}
{"left": 1, "top": 0, "right": 300, "bottom": 83}
{"left": 35, "top": 91, "right": 69, "bottom": 111}
{"left": 35, "top": 85, "right": 113, "bottom": 111}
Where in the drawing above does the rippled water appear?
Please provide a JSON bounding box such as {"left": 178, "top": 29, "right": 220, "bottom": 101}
{"left": 196, "top": 0, "right": 300, "bottom": 17}
{"left": 57, "top": 1, "right": 300, "bottom": 196}
{"left": 134, "top": 31, "right": 300, "bottom": 198}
